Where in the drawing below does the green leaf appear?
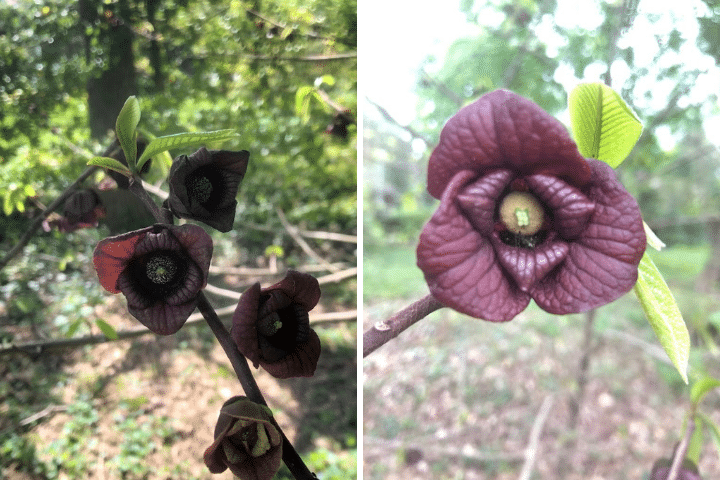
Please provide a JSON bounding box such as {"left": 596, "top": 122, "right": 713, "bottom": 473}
{"left": 633, "top": 252, "right": 690, "bottom": 383}
{"left": 690, "top": 376, "right": 720, "bottom": 407}
{"left": 115, "top": 96, "right": 141, "bottom": 170}
{"left": 698, "top": 412, "right": 720, "bottom": 462}
{"left": 644, "top": 221, "right": 666, "bottom": 251}
{"left": 568, "top": 82, "right": 643, "bottom": 167}
{"left": 686, "top": 416, "right": 703, "bottom": 465}
{"left": 295, "top": 85, "right": 315, "bottom": 122}
{"left": 87, "top": 156, "right": 132, "bottom": 178}
{"left": 66, "top": 318, "right": 83, "bottom": 338}
{"left": 136, "top": 129, "right": 239, "bottom": 171}
{"left": 95, "top": 319, "right": 118, "bottom": 340}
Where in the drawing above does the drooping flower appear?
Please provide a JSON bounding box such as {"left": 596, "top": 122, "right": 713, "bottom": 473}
{"left": 93, "top": 223, "right": 213, "bottom": 334}
{"left": 204, "top": 396, "right": 283, "bottom": 480}
{"left": 167, "top": 147, "right": 249, "bottom": 232}
{"left": 44, "top": 189, "right": 106, "bottom": 233}
{"left": 231, "top": 270, "right": 322, "bottom": 379}
{"left": 417, "top": 89, "right": 646, "bottom": 321}
{"left": 650, "top": 458, "right": 703, "bottom": 480}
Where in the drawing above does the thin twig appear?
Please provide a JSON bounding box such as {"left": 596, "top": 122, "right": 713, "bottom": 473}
{"left": 196, "top": 293, "right": 316, "bottom": 480}
{"left": 667, "top": 420, "right": 696, "bottom": 480}
{"left": 518, "top": 395, "right": 555, "bottom": 480}
{"left": 276, "top": 207, "right": 341, "bottom": 272}
{"left": 363, "top": 294, "right": 445, "bottom": 357}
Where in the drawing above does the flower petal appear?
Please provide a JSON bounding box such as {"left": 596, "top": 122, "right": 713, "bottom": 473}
{"left": 492, "top": 235, "right": 570, "bottom": 292}
{"left": 417, "top": 170, "right": 530, "bottom": 321}
{"left": 93, "top": 227, "right": 152, "bottom": 293}
{"left": 126, "top": 299, "right": 198, "bottom": 335}
{"left": 456, "top": 169, "right": 513, "bottom": 235}
{"left": 525, "top": 174, "right": 596, "bottom": 239}
{"left": 427, "top": 90, "right": 591, "bottom": 199}
{"left": 231, "top": 283, "right": 263, "bottom": 367}
{"left": 264, "top": 270, "right": 322, "bottom": 311}
{"left": 260, "top": 329, "right": 322, "bottom": 379}
{"left": 531, "top": 160, "right": 646, "bottom": 314}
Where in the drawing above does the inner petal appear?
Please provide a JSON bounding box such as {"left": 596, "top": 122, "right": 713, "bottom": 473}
{"left": 525, "top": 174, "right": 596, "bottom": 239}
{"left": 492, "top": 233, "right": 569, "bottom": 292}
{"left": 456, "top": 169, "right": 513, "bottom": 235}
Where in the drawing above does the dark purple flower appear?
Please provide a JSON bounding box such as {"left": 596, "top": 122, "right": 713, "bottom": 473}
{"left": 203, "top": 395, "right": 283, "bottom": 480}
{"left": 167, "top": 147, "right": 249, "bottom": 232}
{"left": 650, "top": 458, "right": 703, "bottom": 480}
{"left": 93, "top": 224, "right": 213, "bottom": 335}
{"left": 44, "top": 189, "right": 106, "bottom": 233}
{"left": 417, "top": 89, "right": 646, "bottom": 321}
{"left": 231, "top": 270, "right": 322, "bottom": 379}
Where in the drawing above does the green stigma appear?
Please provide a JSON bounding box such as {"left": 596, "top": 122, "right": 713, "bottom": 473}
{"left": 187, "top": 175, "right": 213, "bottom": 203}
{"left": 515, "top": 208, "right": 530, "bottom": 227}
{"left": 146, "top": 255, "right": 178, "bottom": 284}
{"left": 257, "top": 312, "right": 283, "bottom": 337}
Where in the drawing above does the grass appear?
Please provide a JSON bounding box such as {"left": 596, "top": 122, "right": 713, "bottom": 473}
{"left": 363, "top": 244, "right": 426, "bottom": 302}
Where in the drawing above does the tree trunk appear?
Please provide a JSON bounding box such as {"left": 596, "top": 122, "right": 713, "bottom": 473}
{"left": 83, "top": 0, "right": 137, "bottom": 139}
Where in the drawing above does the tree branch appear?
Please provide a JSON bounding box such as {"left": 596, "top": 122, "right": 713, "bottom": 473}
{"left": 363, "top": 294, "right": 445, "bottom": 357}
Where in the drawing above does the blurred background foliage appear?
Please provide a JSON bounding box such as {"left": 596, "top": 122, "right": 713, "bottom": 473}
{"left": 364, "top": 0, "right": 720, "bottom": 477}
{"left": 1, "top": 0, "right": 356, "bottom": 478}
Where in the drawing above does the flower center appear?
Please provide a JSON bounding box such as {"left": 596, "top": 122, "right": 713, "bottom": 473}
{"left": 187, "top": 175, "right": 213, "bottom": 204}
{"left": 145, "top": 254, "right": 178, "bottom": 284}
{"left": 257, "top": 312, "right": 283, "bottom": 337}
{"left": 499, "top": 191, "right": 545, "bottom": 236}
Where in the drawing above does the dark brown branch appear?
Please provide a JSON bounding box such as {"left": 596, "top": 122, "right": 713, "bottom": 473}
{"left": 363, "top": 294, "right": 445, "bottom": 357}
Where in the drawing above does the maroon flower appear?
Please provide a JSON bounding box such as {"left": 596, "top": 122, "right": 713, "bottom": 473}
{"left": 650, "top": 458, "right": 703, "bottom": 480}
{"left": 417, "top": 90, "right": 646, "bottom": 321}
{"left": 167, "top": 147, "right": 249, "bottom": 232}
{"left": 93, "top": 224, "right": 213, "bottom": 334}
{"left": 204, "top": 396, "right": 283, "bottom": 480}
{"left": 231, "top": 270, "right": 322, "bottom": 379}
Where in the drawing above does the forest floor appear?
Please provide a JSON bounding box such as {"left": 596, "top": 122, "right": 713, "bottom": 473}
{"left": 363, "top": 245, "right": 720, "bottom": 480}
{"left": 2, "top": 259, "right": 357, "bottom": 480}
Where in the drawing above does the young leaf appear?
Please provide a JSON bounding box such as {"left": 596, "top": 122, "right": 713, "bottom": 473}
{"left": 686, "top": 416, "right": 704, "bottom": 466}
{"left": 568, "top": 82, "right": 643, "bottom": 167}
{"left": 633, "top": 252, "right": 690, "bottom": 383}
{"left": 295, "top": 85, "right": 315, "bottom": 122}
{"left": 698, "top": 412, "right": 720, "bottom": 462}
{"left": 690, "top": 375, "right": 720, "bottom": 407}
{"left": 644, "top": 221, "right": 666, "bottom": 251}
{"left": 87, "top": 156, "right": 132, "bottom": 178}
{"left": 115, "top": 96, "right": 141, "bottom": 170}
{"left": 96, "top": 319, "right": 118, "bottom": 340}
{"left": 136, "top": 129, "right": 239, "bottom": 170}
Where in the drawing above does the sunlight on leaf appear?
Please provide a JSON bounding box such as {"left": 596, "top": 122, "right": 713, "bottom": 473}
{"left": 569, "top": 82, "right": 642, "bottom": 167}
{"left": 96, "top": 319, "right": 118, "bottom": 340}
{"left": 633, "top": 252, "right": 689, "bottom": 383}
{"left": 116, "top": 96, "right": 141, "bottom": 170}
{"left": 644, "top": 221, "right": 666, "bottom": 251}
{"left": 136, "top": 129, "right": 239, "bottom": 170}
{"left": 87, "top": 156, "right": 133, "bottom": 178}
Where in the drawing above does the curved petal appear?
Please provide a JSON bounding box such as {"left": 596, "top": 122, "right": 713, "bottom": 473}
{"left": 427, "top": 90, "right": 591, "bottom": 199}
{"left": 492, "top": 235, "right": 570, "bottom": 293}
{"left": 263, "top": 270, "right": 322, "bottom": 312}
{"left": 531, "top": 160, "right": 646, "bottom": 314}
{"left": 260, "top": 329, "right": 322, "bottom": 379}
{"left": 525, "top": 174, "right": 596, "bottom": 240}
{"left": 231, "top": 283, "right": 263, "bottom": 367}
{"left": 456, "top": 169, "right": 513, "bottom": 235}
{"left": 127, "top": 299, "right": 198, "bottom": 335}
{"left": 93, "top": 226, "right": 152, "bottom": 293}
{"left": 417, "top": 170, "right": 530, "bottom": 321}
{"left": 170, "top": 224, "right": 213, "bottom": 288}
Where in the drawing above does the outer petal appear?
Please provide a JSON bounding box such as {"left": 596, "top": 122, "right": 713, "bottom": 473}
{"left": 531, "top": 160, "right": 646, "bottom": 314}
{"left": 262, "top": 270, "right": 322, "bottom": 312}
{"left": 260, "top": 329, "right": 322, "bottom": 379}
{"left": 93, "top": 226, "right": 153, "bottom": 293}
{"left": 427, "top": 90, "right": 591, "bottom": 199}
{"left": 232, "top": 283, "right": 263, "bottom": 367}
{"left": 417, "top": 170, "right": 530, "bottom": 321}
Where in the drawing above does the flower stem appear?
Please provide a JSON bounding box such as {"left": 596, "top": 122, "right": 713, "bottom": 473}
{"left": 127, "top": 177, "right": 315, "bottom": 480}
{"left": 128, "top": 176, "right": 173, "bottom": 224}
{"left": 363, "top": 294, "right": 445, "bottom": 357}
{"left": 197, "top": 292, "right": 316, "bottom": 480}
